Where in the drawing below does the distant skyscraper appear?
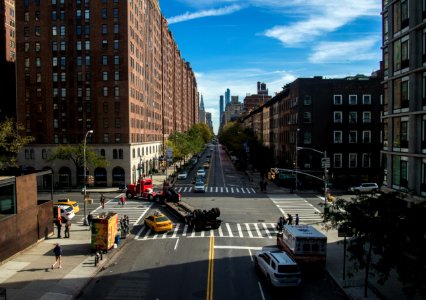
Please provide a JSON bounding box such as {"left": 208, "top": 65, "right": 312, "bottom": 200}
{"left": 219, "top": 95, "right": 224, "bottom": 125}
{"left": 225, "top": 88, "right": 231, "bottom": 106}
{"left": 199, "top": 94, "right": 206, "bottom": 123}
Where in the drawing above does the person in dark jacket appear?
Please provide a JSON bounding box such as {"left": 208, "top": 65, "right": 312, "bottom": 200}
{"left": 51, "top": 243, "right": 62, "bottom": 269}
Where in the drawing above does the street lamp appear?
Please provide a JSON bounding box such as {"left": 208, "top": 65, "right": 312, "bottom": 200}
{"left": 83, "top": 129, "right": 93, "bottom": 226}
{"left": 296, "top": 146, "right": 329, "bottom": 220}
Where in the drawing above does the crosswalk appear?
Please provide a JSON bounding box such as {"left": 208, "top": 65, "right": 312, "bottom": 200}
{"left": 173, "top": 186, "right": 256, "bottom": 194}
{"left": 269, "top": 194, "right": 323, "bottom": 225}
{"left": 136, "top": 222, "right": 280, "bottom": 240}
{"left": 90, "top": 198, "right": 153, "bottom": 226}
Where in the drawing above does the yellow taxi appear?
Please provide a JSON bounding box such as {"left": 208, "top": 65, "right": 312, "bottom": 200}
{"left": 54, "top": 198, "right": 80, "bottom": 214}
{"left": 144, "top": 212, "right": 173, "bottom": 232}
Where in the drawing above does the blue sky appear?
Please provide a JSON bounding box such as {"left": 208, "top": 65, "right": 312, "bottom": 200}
{"left": 158, "top": 0, "right": 382, "bottom": 134}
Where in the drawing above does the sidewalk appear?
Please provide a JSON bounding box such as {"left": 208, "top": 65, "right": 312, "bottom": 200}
{"left": 0, "top": 223, "right": 120, "bottom": 300}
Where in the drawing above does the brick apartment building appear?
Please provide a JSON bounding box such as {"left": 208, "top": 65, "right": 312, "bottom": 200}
{"left": 243, "top": 75, "right": 383, "bottom": 189}
{"left": 381, "top": 0, "right": 426, "bottom": 199}
{"left": 14, "top": 0, "right": 198, "bottom": 187}
{"left": 0, "top": 0, "right": 16, "bottom": 121}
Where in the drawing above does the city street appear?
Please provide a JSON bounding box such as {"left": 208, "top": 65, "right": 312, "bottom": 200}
{"left": 74, "top": 145, "right": 345, "bottom": 299}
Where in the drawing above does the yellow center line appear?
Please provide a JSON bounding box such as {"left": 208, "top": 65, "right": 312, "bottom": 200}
{"left": 206, "top": 235, "right": 215, "bottom": 300}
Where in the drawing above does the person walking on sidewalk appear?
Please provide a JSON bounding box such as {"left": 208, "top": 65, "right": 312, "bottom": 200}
{"left": 287, "top": 213, "right": 293, "bottom": 225}
{"left": 100, "top": 193, "right": 106, "bottom": 209}
{"left": 120, "top": 195, "right": 126, "bottom": 207}
{"left": 295, "top": 214, "right": 300, "bottom": 225}
{"left": 51, "top": 243, "right": 62, "bottom": 269}
{"left": 64, "top": 220, "right": 71, "bottom": 238}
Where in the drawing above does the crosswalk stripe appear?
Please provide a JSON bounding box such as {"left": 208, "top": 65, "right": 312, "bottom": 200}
{"left": 218, "top": 225, "right": 224, "bottom": 237}
{"left": 237, "top": 224, "right": 243, "bottom": 237}
{"left": 262, "top": 223, "right": 272, "bottom": 238}
{"left": 226, "top": 223, "right": 234, "bottom": 237}
{"left": 245, "top": 223, "right": 253, "bottom": 238}
{"left": 253, "top": 223, "right": 262, "bottom": 238}
{"left": 172, "top": 224, "right": 179, "bottom": 238}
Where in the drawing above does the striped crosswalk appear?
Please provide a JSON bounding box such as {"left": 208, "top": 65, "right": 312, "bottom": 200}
{"left": 90, "top": 198, "right": 153, "bottom": 226}
{"left": 136, "top": 222, "right": 279, "bottom": 240}
{"left": 269, "top": 194, "right": 323, "bottom": 225}
{"left": 174, "top": 186, "right": 256, "bottom": 194}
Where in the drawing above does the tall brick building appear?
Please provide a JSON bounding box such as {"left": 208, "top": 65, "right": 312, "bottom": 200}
{"left": 15, "top": 0, "right": 198, "bottom": 187}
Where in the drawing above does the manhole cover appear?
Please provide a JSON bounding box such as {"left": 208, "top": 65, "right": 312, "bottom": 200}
{"left": 258, "top": 219, "right": 265, "bottom": 222}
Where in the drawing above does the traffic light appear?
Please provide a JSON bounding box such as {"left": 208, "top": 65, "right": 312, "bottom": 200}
{"left": 267, "top": 172, "right": 272, "bottom": 180}
{"left": 271, "top": 172, "right": 275, "bottom": 180}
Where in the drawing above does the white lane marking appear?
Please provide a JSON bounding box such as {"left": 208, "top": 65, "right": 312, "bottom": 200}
{"left": 182, "top": 224, "right": 188, "bottom": 236}
{"left": 226, "top": 223, "right": 234, "bottom": 237}
{"left": 218, "top": 225, "right": 224, "bottom": 237}
{"left": 245, "top": 223, "right": 253, "bottom": 238}
{"left": 214, "top": 245, "right": 262, "bottom": 250}
{"left": 172, "top": 224, "right": 179, "bottom": 238}
{"left": 258, "top": 281, "right": 266, "bottom": 300}
{"left": 237, "top": 223, "right": 243, "bottom": 237}
{"left": 254, "top": 223, "right": 262, "bottom": 238}
{"left": 174, "top": 238, "right": 179, "bottom": 250}
{"left": 248, "top": 249, "right": 254, "bottom": 262}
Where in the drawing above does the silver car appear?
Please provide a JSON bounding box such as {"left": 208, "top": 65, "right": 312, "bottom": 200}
{"left": 194, "top": 181, "right": 206, "bottom": 193}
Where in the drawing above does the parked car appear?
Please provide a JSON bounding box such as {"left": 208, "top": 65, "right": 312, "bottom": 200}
{"left": 54, "top": 198, "right": 80, "bottom": 213}
{"left": 348, "top": 183, "right": 379, "bottom": 194}
{"left": 203, "top": 162, "right": 210, "bottom": 169}
{"left": 254, "top": 247, "right": 302, "bottom": 287}
{"left": 194, "top": 181, "right": 206, "bottom": 193}
{"left": 53, "top": 204, "right": 75, "bottom": 222}
{"left": 177, "top": 170, "right": 189, "bottom": 180}
{"left": 144, "top": 211, "right": 173, "bottom": 232}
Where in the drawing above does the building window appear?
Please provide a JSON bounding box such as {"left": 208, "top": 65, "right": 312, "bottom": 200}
{"left": 114, "top": 71, "right": 120, "bottom": 81}
{"left": 115, "top": 118, "right": 121, "bottom": 128}
{"left": 362, "top": 153, "right": 371, "bottom": 168}
{"left": 102, "top": 24, "right": 107, "bottom": 34}
{"left": 349, "top": 131, "right": 357, "bottom": 143}
{"left": 349, "top": 112, "right": 357, "bottom": 123}
{"left": 103, "top": 87, "right": 108, "bottom": 96}
{"left": 103, "top": 118, "right": 109, "bottom": 128}
{"left": 303, "top": 132, "right": 311, "bottom": 144}
{"left": 333, "top": 95, "right": 342, "bottom": 105}
{"left": 35, "top": 42, "right": 41, "bottom": 52}
{"left": 362, "top": 94, "right": 371, "bottom": 105}
{"left": 103, "top": 71, "right": 108, "bottom": 81}
{"left": 114, "top": 56, "right": 119, "bottom": 65}
{"left": 113, "top": 149, "right": 117, "bottom": 159}
{"left": 334, "top": 111, "right": 342, "bottom": 123}
{"left": 349, "top": 95, "right": 357, "bottom": 105}
{"left": 393, "top": 0, "right": 409, "bottom": 33}
{"left": 102, "top": 8, "right": 107, "bottom": 19}
{"left": 102, "top": 55, "right": 108, "bottom": 65}
{"left": 85, "top": 41, "right": 90, "bottom": 50}
{"left": 303, "top": 95, "right": 311, "bottom": 105}
{"left": 362, "top": 112, "right": 371, "bottom": 123}
{"left": 102, "top": 40, "right": 108, "bottom": 49}
{"left": 349, "top": 153, "right": 357, "bottom": 168}
{"left": 303, "top": 112, "right": 311, "bottom": 123}
{"left": 392, "top": 156, "right": 408, "bottom": 188}
{"left": 363, "top": 131, "right": 371, "bottom": 143}
{"left": 333, "top": 153, "right": 342, "bottom": 168}
{"left": 114, "top": 87, "right": 120, "bottom": 97}
{"left": 103, "top": 134, "right": 109, "bottom": 143}
{"left": 384, "top": 47, "right": 389, "bottom": 77}
{"left": 334, "top": 131, "right": 342, "bottom": 143}
{"left": 116, "top": 135, "right": 122, "bottom": 144}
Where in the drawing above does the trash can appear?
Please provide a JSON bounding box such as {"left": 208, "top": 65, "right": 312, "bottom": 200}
{"left": 115, "top": 234, "right": 121, "bottom": 246}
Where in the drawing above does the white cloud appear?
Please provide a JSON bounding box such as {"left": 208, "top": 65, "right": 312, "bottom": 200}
{"left": 309, "top": 37, "right": 381, "bottom": 63}
{"left": 167, "top": 5, "right": 244, "bottom": 24}
{"left": 263, "top": 0, "right": 381, "bottom": 47}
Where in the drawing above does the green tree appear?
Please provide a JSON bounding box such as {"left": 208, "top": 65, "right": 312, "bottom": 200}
{"left": 48, "top": 143, "right": 109, "bottom": 185}
{"left": 0, "top": 118, "right": 34, "bottom": 169}
{"left": 325, "top": 192, "right": 426, "bottom": 298}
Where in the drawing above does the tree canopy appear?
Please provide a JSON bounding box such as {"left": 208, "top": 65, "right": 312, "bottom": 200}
{"left": 325, "top": 192, "right": 426, "bottom": 298}
{"left": 0, "top": 118, "right": 34, "bottom": 169}
{"left": 48, "top": 143, "right": 109, "bottom": 184}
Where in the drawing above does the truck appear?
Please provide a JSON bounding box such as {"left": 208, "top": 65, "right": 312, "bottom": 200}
{"left": 126, "top": 178, "right": 181, "bottom": 202}
{"left": 164, "top": 199, "right": 221, "bottom": 231}
{"left": 276, "top": 225, "right": 327, "bottom": 269}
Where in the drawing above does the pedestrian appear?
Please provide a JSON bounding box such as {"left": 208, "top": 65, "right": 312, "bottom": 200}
{"left": 100, "top": 193, "right": 106, "bottom": 209}
{"left": 54, "top": 218, "right": 62, "bottom": 238}
{"left": 120, "top": 195, "right": 126, "bottom": 207}
{"left": 295, "top": 214, "right": 300, "bottom": 225}
{"left": 262, "top": 181, "right": 267, "bottom": 192}
{"left": 287, "top": 213, "right": 293, "bottom": 225}
{"left": 51, "top": 243, "right": 62, "bottom": 269}
{"left": 277, "top": 216, "right": 285, "bottom": 231}
{"left": 87, "top": 212, "right": 93, "bottom": 227}
{"left": 64, "top": 220, "right": 71, "bottom": 238}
